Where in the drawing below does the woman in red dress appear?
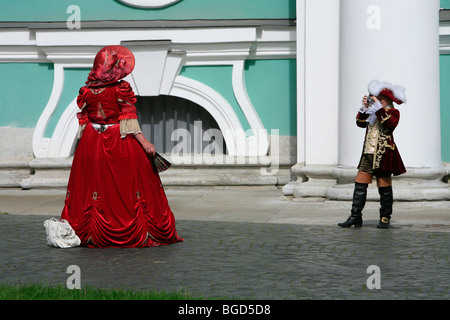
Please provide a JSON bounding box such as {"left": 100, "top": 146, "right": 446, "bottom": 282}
{"left": 61, "top": 45, "right": 183, "bottom": 247}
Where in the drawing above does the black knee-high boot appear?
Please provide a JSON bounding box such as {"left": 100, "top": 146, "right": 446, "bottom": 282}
{"left": 377, "top": 185, "right": 393, "bottom": 229}
{"left": 338, "top": 182, "right": 368, "bottom": 228}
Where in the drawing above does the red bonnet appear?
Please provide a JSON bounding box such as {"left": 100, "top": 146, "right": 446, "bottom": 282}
{"left": 86, "top": 45, "right": 135, "bottom": 88}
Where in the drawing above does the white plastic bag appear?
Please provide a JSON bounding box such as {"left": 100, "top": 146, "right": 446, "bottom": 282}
{"left": 44, "top": 218, "right": 81, "bottom": 248}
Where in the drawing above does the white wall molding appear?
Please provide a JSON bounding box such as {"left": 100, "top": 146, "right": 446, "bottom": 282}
{"left": 120, "top": 42, "right": 186, "bottom": 96}
{"left": 181, "top": 58, "right": 271, "bottom": 156}
{"left": 32, "top": 63, "right": 64, "bottom": 158}
{"left": 170, "top": 75, "right": 246, "bottom": 156}
{"left": 232, "top": 60, "right": 269, "bottom": 156}
{"left": 0, "top": 26, "right": 295, "bottom": 63}
{"left": 32, "top": 63, "right": 92, "bottom": 158}
{"left": 48, "top": 98, "right": 79, "bottom": 158}
{"left": 117, "top": 0, "right": 181, "bottom": 8}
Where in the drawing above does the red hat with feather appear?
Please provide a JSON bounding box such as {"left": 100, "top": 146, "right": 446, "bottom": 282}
{"left": 368, "top": 79, "right": 406, "bottom": 105}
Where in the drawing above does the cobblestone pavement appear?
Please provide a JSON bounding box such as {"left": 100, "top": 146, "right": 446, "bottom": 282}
{"left": 0, "top": 214, "right": 448, "bottom": 300}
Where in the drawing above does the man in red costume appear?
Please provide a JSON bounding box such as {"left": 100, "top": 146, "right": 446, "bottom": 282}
{"left": 338, "top": 80, "right": 407, "bottom": 229}
{"left": 60, "top": 45, "right": 183, "bottom": 247}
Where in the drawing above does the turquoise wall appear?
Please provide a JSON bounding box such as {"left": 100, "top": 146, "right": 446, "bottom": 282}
{"left": 0, "top": 63, "right": 53, "bottom": 128}
{"left": 0, "top": 0, "right": 296, "bottom": 21}
{"left": 441, "top": 0, "right": 450, "bottom": 8}
{"left": 441, "top": 0, "right": 450, "bottom": 162}
{"left": 0, "top": 64, "right": 89, "bottom": 137}
{"left": 440, "top": 55, "right": 450, "bottom": 162}
{"left": 245, "top": 59, "right": 297, "bottom": 136}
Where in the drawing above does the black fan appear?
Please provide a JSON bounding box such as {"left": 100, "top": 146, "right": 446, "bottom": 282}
{"left": 150, "top": 152, "right": 172, "bottom": 173}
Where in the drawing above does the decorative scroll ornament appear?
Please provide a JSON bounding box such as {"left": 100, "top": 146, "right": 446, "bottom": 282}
{"left": 117, "top": 0, "right": 181, "bottom": 8}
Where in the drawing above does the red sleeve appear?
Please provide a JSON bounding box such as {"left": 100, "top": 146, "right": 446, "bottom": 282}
{"left": 117, "top": 81, "right": 138, "bottom": 120}
{"left": 376, "top": 108, "right": 399, "bottom": 130}
{"left": 356, "top": 111, "right": 369, "bottom": 128}
{"left": 77, "top": 86, "right": 89, "bottom": 109}
{"left": 76, "top": 86, "right": 89, "bottom": 125}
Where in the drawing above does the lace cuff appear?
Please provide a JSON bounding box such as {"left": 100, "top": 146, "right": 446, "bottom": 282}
{"left": 120, "top": 118, "right": 142, "bottom": 138}
{"left": 77, "top": 124, "right": 86, "bottom": 139}
{"left": 359, "top": 101, "right": 383, "bottom": 126}
{"left": 366, "top": 101, "right": 383, "bottom": 115}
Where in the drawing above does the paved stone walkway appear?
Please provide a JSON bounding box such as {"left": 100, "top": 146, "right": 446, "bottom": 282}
{"left": 1, "top": 213, "right": 448, "bottom": 299}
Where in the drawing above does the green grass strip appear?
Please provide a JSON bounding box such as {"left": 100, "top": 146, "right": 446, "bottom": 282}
{"left": 0, "top": 283, "right": 218, "bottom": 300}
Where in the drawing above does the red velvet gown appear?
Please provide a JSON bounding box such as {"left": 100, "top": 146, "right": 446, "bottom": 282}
{"left": 61, "top": 81, "right": 183, "bottom": 248}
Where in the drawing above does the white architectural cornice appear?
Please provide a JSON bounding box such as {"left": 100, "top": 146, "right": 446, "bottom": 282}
{"left": 0, "top": 25, "right": 295, "bottom": 63}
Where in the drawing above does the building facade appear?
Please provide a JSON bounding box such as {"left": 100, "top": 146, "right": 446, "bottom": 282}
{"left": 0, "top": 0, "right": 449, "bottom": 200}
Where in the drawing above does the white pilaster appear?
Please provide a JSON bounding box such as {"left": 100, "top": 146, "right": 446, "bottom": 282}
{"left": 284, "top": 0, "right": 340, "bottom": 197}
{"left": 296, "top": 0, "right": 306, "bottom": 165}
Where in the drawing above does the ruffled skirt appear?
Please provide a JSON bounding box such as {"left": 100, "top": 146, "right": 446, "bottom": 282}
{"left": 61, "top": 123, "right": 183, "bottom": 248}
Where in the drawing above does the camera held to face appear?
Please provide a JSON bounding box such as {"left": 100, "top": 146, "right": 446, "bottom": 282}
{"left": 367, "top": 94, "right": 375, "bottom": 107}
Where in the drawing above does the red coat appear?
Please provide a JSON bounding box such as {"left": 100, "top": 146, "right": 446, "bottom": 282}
{"left": 356, "top": 106, "right": 406, "bottom": 176}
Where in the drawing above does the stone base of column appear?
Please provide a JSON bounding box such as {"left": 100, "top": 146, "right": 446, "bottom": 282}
{"left": 283, "top": 163, "right": 450, "bottom": 201}
{"left": 282, "top": 164, "right": 335, "bottom": 198}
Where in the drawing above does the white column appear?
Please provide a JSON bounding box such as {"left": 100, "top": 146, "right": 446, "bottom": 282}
{"left": 333, "top": 0, "right": 450, "bottom": 200}
{"left": 339, "top": 0, "right": 441, "bottom": 168}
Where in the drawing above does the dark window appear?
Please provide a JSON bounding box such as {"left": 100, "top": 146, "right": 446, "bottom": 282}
{"left": 136, "top": 95, "right": 226, "bottom": 155}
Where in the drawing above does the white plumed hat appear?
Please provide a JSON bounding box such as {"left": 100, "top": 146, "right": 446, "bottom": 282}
{"left": 368, "top": 80, "right": 406, "bottom": 105}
